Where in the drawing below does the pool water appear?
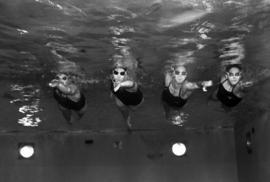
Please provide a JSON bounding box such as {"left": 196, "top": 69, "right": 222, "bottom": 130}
{"left": 0, "top": 0, "right": 269, "bottom": 131}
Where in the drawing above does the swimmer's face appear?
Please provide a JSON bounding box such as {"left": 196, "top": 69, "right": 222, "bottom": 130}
{"left": 227, "top": 67, "right": 242, "bottom": 85}
{"left": 112, "top": 68, "right": 126, "bottom": 82}
{"left": 56, "top": 74, "right": 69, "bottom": 85}
{"left": 173, "top": 66, "right": 187, "bottom": 83}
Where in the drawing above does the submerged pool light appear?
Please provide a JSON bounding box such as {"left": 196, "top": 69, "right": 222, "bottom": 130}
{"left": 18, "top": 143, "right": 35, "bottom": 159}
{"left": 172, "top": 142, "right": 187, "bottom": 156}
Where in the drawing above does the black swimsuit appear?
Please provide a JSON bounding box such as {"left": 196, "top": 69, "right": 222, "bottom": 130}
{"left": 111, "top": 82, "right": 143, "bottom": 106}
{"left": 162, "top": 83, "right": 187, "bottom": 108}
{"left": 216, "top": 80, "right": 242, "bottom": 107}
{"left": 53, "top": 88, "right": 86, "bottom": 111}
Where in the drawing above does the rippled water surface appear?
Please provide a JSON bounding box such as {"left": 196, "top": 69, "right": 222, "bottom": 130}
{"left": 0, "top": 0, "right": 269, "bottom": 131}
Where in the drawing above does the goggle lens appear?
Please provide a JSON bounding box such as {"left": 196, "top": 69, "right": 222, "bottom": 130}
{"left": 113, "top": 70, "right": 125, "bottom": 76}
{"left": 174, "top": 70, "right": 187, "bottom": 76}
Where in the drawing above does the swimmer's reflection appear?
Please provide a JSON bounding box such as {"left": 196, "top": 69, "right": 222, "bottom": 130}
{"left": 110, "top": 66, "right": 143, "bottom": 130}
{"left": 49, "top": 73, "right": 87, "bottom": 124}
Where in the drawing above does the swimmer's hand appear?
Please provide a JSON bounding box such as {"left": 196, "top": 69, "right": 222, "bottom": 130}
{"left": 112, "top": 79, "right": 122, "bottom": 92}
{"left": 114, "top": 83, "right": 121, "bottom": 92}
{"left": 48, "top": 79, "right": 60, "bottom": 88}
{"left": 201, "top": 80, "right": 213, "bottom": 92}
{"left": 242, "top": 81, "right": 253, "bottom": 87}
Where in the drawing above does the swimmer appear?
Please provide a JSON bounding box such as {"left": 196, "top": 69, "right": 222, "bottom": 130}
{"left": 162, "top": 65, "right": 213, "bottom": 107}
{"left": 214, "top": 64, "right": 253, "bottom": 107}
{"left": 49, "top": 73, "right": 87, "bottom": 124}
{"left": 110, "top": 66, "right": 143, "bottom": 130}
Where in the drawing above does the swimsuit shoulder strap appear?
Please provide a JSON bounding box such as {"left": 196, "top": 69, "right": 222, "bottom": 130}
{"left": 221, "top": 78, "right": 228, "bottom": 84}
{"left": 165, "top": 81, "right": 172, "bottom": 88}
{"left": 178, "top": 82, "right": 184, "bottom": 97}
{"left": 178, "top": 87, "right": 182, "bottom": 97}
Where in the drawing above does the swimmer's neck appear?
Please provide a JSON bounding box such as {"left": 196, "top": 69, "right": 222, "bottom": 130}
{"left": 172, "top": 79, "right": 186, "bottom": 87}
{"left": 170, "top": 81, "right": 185, "bottom": 91}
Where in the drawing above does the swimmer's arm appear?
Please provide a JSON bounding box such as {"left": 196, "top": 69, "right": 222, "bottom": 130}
{"left": 207, "top": 75, "right": 227, "bottom": 87}
{"left": 241, "top": 70, "right": 270, "bottom": 88}
{"left": 48, "top": 79, "right": 59, "bottom": 87}
{"left": 164, "top": 71, "right": 173, "bottom": 87}
{"left": 186, "top": 80, "right": 213, "bottom": 91}
{"left": 185, "top": 82, "right": 200, "bottom": 90}
{"left": 114, "top": 80, "right": 135, "bottom": 92}
{"left": 119, "top": 80, "right": 135, "bottom": 88}
{"left": 239, "top": 81, "right": 254, "bottom": 88}
{"left": 57, "top": 83, "right": 77, "bottom": 95}
{"left": 49, "top": 79, "right": 77, "bottom": 95}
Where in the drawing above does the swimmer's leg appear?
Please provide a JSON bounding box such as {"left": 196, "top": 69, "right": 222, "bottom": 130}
{"left": 120, "top": 106, "right": 132, "bottom": 130}
{"left": 114, "top": 95, "right": 125, "bottom": 108}
{"left": 125, "top": 111, "right": 132, "bottom": 131}
{"left": 161, "top": 100, "right": 171, "bottom": 120}
{"left": 59, "top": 107, "right": 72, "bottom": 124}
{"left": 69, "top": 112, "right": 77, "bottom": 124}
{"left": 207, "top": 88, "right": 219, "bottom": 105}
{"left": 76, "top": 102, "right": 87, "bottom": 120}
{"left": 114, "top": 96, "right": 132, "bottom": 130}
